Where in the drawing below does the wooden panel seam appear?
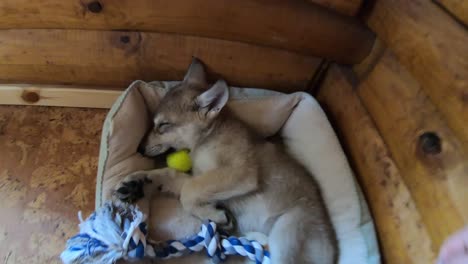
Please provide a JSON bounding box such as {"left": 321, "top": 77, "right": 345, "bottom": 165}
{"left": 307, "top": 0, "right": 363, "bottom": 16}
{"left": 433, "top": 0, "right": 468, "bottom": 26}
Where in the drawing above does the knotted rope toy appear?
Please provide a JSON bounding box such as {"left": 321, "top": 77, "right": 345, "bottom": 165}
{"left": 61, "top": 200, "right": 271, "bottom": 264}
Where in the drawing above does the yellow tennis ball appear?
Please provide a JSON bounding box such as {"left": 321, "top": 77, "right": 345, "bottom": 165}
{"left": 166, "top": 149, "right": 192, "bottom": 172}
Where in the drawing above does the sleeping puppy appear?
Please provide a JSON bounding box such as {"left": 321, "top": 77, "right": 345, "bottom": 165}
{"left": 116, "top": 59, "right": 338, "bottom": 264}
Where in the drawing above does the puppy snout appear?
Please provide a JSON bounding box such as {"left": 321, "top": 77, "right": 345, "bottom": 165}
{"left": 145, "top": 144, "right": 166, "bottom": 157}
{"left": 137, "top": 142, "right": 146, "bottom": 155}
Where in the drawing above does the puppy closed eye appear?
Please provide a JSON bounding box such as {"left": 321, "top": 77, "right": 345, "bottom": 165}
{"left": 156, "top": 122, "right": 172, "bottom": 134}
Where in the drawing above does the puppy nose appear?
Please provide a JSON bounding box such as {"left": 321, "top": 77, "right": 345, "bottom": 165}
{"left": 137, "top": 143, "right": 146, "bottom": 155}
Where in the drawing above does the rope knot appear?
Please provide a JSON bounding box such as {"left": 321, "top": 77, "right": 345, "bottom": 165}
{"left": 200, "top": 220, "right": 226, "bottom": 263}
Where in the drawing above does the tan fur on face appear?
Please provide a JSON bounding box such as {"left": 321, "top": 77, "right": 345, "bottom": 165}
{"left": 141, "top": 84, "right": 209, "bottom": 156}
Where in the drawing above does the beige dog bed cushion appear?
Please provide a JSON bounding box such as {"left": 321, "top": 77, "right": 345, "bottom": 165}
{"left": 95, "top": 81, "right": 381, "bottom": 264}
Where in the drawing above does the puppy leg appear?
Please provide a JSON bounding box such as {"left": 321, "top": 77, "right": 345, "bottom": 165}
{"left": 268, "top": 208, "right": 303, "bottom": 264}
{"left": 268, "top": 207, "right": 336, "bottom": 264}
{"left": 179, "top": 169, "right": 257, "bottom": 229}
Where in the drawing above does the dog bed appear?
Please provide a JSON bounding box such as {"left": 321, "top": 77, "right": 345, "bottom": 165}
{"left": 95, "top": 80, "right": 381, "bottom": 264}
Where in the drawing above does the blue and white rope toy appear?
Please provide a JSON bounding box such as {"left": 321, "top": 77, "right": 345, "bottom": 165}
{"left": 61, "top": 201, "right": 270, "bottom": 264}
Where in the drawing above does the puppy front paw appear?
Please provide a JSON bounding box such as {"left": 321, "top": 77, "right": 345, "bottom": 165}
{"left": 115, "top": 172, "right": 151, "bottom": 203}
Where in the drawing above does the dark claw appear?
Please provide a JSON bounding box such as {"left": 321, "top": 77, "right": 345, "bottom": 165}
{"left": 117, "top": 186, "right": 130, "bottom": 195}
{"left": 116, "top": 179, "right": 145, "bottom": 203}
{"left": 216, "top": 204, "right": 237, "bottom": 233}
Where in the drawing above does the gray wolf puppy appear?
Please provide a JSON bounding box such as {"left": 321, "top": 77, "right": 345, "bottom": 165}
{"left": 117, "top": 59, "right": 338, "bottom": 264}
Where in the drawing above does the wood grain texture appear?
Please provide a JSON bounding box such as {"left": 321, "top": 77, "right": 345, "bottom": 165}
{"left": 0, "top": 85, "right": 121, "bottom": 108}
{"left": 0, "top": 29, "right": 321, "bottom": 92}
{"left": 365, "top": 0, "right": 468, "bottom": 150}
{"left": 0, "top": 105, "right": 106, "bottom": 263}
{"left": 435, "top": 0, "right": 468, "bottom": 26}
{"left": 357, "top": 51, "right": 468, "bottom": 251}
{"left": 307, "top": 0, "right": 363, "bottom": 16}
{"left": 317, "top": 65, "right": 436, "bottom": 264}
{"left": 0, "top": 0, "right": 374, "bottom": 63}
{"left": 352, "top": 39, "right": 385, "bottom": 81}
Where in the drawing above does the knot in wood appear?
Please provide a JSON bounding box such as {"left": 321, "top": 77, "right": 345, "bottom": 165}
{"left": 419, "top": 132, "right": 442, "bottom": 155}
{"left": 21, "top": 90, "right": 40, "bottom": 103}
{"left": 120, "top": 35, "right": 130, "bottom": 44}
{"left": 87, "top": 1, "right": 103, "bottom": 13}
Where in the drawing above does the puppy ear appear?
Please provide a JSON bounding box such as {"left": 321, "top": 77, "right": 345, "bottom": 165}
{"left": 183, "top": 57, "right": 207, "bottom": 87}
{"left": 195, "top": 79, "right": 229, "bottom": 119}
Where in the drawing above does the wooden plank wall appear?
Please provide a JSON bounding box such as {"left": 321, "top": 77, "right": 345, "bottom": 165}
{"left": 0, "top": 1, "right": 373, "bottom": 94}
{"left": 358, "top": 51, "right": 468, "bottom": 250}
{"left": 317, "top": 66, "right": 436, "bottom": 264}
{"left": 0, "top": 0, "right": 372, "bottom": 62}
{"left": 0, "top": 29, "right": 322, "bottom": 91}
{"left": 365, "top": 0, "right": 468, "bottom": 149}
{"left": 317, "top": 1, "right": 468, "bottom": 263}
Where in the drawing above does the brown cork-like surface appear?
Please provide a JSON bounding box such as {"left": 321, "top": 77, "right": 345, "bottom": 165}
{"left": 0, "top": 105, "right": 107, "bottom": 263}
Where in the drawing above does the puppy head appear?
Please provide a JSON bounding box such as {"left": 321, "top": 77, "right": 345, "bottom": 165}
{"left": 140, "top": 58, "right": 229, "bottom": 156}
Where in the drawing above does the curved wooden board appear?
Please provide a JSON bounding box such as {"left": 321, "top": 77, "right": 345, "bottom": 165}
{"left": 365, "top": 0, "right": 468, "bottom": 151}
{"left": 307, "top": 0, "right": 363, "bottom": 16}
{"left": 434, "top": 0, "right": 468, "bottom": 26}
{"left": 357, "top": 51, "right": 468, "bottom": 251}
{"left": 0, "top": 29, "right": 321, "bottom": 92}
{"left": 317, "top": 65, "right": 436, "bottom": 264}
{"left": 0, "top": 0, "right": 374, "bottom": 64}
